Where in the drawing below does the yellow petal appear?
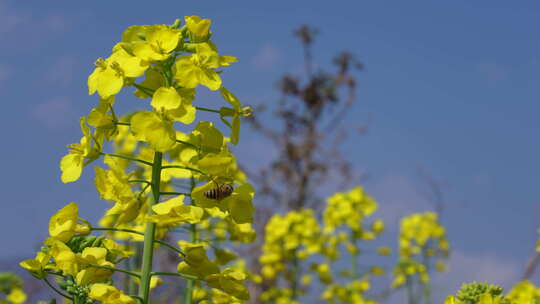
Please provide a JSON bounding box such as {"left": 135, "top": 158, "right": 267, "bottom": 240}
{"left": 151, "top": 87, "right": 182, "bottom": 110}
{"left": 60, "top": 153, "right": 83, "bottom": 183}
{"left": 152, "top": 196, "right": 185, "bottom": 215}
{"left": 97, "top": 68, "right": 123, "bottom": 98}
{"left": 131, "top": 111, "right": 176, "bottom": 152}
{"left": 185, "top": 16, "right": 212, "bottom": 39}
{"left": 225, "top": 183, "right": 255, "bottom": 224}
{"left": 199, "top": 68, "right": 222, "bottom": 91}
{"left": 148, "top": 28, "right": 181, "bottom": 53}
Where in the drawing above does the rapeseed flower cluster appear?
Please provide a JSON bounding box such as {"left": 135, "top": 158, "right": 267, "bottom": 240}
{"left": 20, "top": 203, "right": 133, "bottom": 303}
{"left": 260, "top": 209, "right": 321, "bottom": 280}
{"left": 21, "top": 16, "right": 255, "bottom": 304}
{"left": 319, "top": 187, "right": 385, "bottom": 304}
{"left": 392, "top": 212, "right": 449, "bottom": 289}
{"left": 258, "top": 186, "right": 386, "bottom": 303}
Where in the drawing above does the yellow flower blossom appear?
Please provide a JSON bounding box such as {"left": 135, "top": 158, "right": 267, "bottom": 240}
{"left": 131, "top": 111, "right": 176, "bottom": 152}
{"left": 323, "top": 186, "right": 379, "bottom": 234}
{"left": 148, "top": 195, "right": 204, "bottom": 226}
{"left": 173, "top": 43, "right": 235, "bottom": 90}
{"left": 88, "top": 45, "right": 148, "bottom": 98}
{"left": 102, "top": 239, "right": 134, "bottom": 259}
{"left": 60, "top": 117, "right": 101, "bottom": 183}
{"left": 89, "top": 283, "right": 135, "bottom": 304}
{"left": 76, "top": 247, "right": 114, "bottom": 285}
{"left": 48, "top": 202, "right": 90, "bottom": 242}
{"left": 507, "top": 280, "right": 540, "bottom": 303}
{"left": 19, "top": 251, "right": 50, "bottom": 279}
{"left": 151, "top": 86, "right": 182, "bottom": 110}
{"left": 185, "top": 16, "right": 212, "bottom": 40}
{"left": 206, "top": 268, "right": 250, "bottom": 300}
{"left": 177, "top": 242, "right": 220, "bottom": 279}
{"left": 219, "top": 87, "right": 252, "bottom": 145}
{"left": 132, "top": 26, "right": 181, "bottom": 62}
{"left": 87, "top": 97, "right": 117, "bottom": 140}
{"left": 228, "top": 222, "right": 256, "bottom": 243}
{"left": 392, "top": 212, "right": 449, "bottom": 288}
{"left": 45, "top": 238, "right": 79, "bottom": 276}
{"left": 6, "top": 288, "right": 26, "bottom": 304}
{"left": 191, "top": 181, "right": 255, "bottom": 224}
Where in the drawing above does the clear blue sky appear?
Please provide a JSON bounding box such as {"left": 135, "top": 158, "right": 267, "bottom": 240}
{"left": 1, "top": 0, "right": 539, "bottom": 302}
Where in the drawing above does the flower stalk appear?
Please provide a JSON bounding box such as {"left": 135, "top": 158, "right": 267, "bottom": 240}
{"left": 138, "top": 151, "right": 162, "bottom": 302}
{"left": 183, "top": 176, "right": 197, "bottom": 304}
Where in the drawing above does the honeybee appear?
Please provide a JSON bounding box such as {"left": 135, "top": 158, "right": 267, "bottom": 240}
{"left": 204, "top": 183, "right": 234, "bottom": 200}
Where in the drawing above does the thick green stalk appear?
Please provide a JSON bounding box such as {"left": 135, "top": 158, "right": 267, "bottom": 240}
{"left": 183, "top": 177, "right": 197, "bottom": 304}
{"left": 138, "top": 152, "right": 163, "bottom": 302}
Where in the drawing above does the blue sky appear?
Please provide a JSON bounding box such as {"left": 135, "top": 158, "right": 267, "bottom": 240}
{"left": 1, "top": 0, "right": 539, "bottom": 302}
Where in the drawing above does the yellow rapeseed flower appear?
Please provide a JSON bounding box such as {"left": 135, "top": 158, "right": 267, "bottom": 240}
{"left": 185, "top": 16, "right": 212, "bottom": 40}
{"left": 60, "top": 117, "right": 101, "bottom": 183}
{"left": 48, "top": 202, "right": 89, "bottom": 242}
{"left": 19, "top": 251, "right": 50, "bottom": 279}
{"left": 132, "top": 26, "right": 181, "bottom": 62}
{"left": 6, "top": 288, "right": 27, "bottom": 304}
{"left": 89, "top": 283, "right": 135, "bottom": 304}
{"left": 173, "top": 43, "right": 235, "bottom": 91}
{"left": 149, "top": 195, "right": 204, "bottom": 226}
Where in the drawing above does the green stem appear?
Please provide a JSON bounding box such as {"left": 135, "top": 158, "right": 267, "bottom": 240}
{"left": 129, "top": 179, "right": 151, "bottom": 185}
{"left": 155, "top": 239, "right": 186, "bottom": 257}
{"left": 175, "top": 139, "right": 199, "bottom": 150}
{"left": 195, "top": 106, "right": 221, "bottom": 114}
{"left": 138, "top": 183, "right": 152, "bottom": 199}
{"left": 129, "top": 295, "right": 145, "bottom": 303}
{"left": 44, "top": 277, "right": 73, "bottom": 301}
{"left": 160, "top": 191, "right": 191, "bottom": 196}
{"left": 92, "top": 227, "right": 145, "bottom": 236}
{"left": 184, "top": 177, "right": 197, "bottom": 304}
{"left": 161, "top": 165, "right": 207, "bottom": 176}
{"left": 114, "top": 121, "right": 131, "bottom": 126}
{"left": 150, "top": 271, "right": 201, "bottom": 281}
{"left": 100, "top": 152, "right": 153, "bottom": 166}
{"left": 92, "top": 227, "right": 185, "bottom": 257}
{"left": 138, "top": 152, "right": 163, "bottom": 302}
{"left": 133, "top": 83, "right": 155, "bottom": 96}
{"left": 44, "top": 270, "right": 65, "bottom": 278}
{"left": 87, "top": 264, "right": 140, "bottom": 278}
{"left": 175, "top": 139, "right": 220, "bottom": 153}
